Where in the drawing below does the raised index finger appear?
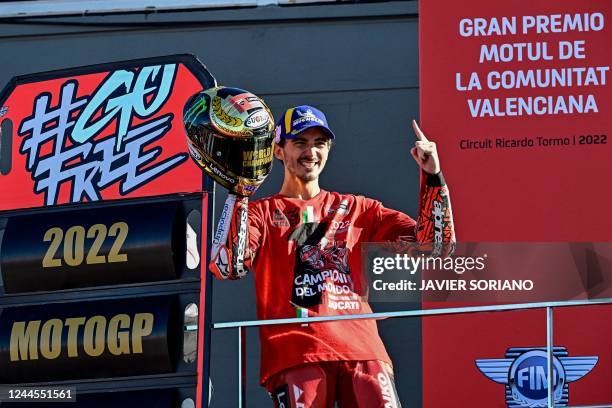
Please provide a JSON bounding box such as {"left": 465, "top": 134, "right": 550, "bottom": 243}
{"left": 412, "top": 119, "right": 429, "bottom": 142}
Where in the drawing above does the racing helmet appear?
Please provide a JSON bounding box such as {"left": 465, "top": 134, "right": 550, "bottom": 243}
{"left": 183, "top": 86, "right": 275, "bottom": 196}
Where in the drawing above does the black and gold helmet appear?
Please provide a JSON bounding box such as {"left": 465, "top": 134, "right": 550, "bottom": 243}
{"left": 183, "top": 87, "right": 275, "bottom": 196}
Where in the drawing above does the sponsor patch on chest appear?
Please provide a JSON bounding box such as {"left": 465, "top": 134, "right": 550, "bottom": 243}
{"left": 271, "top": 208, "right": 290, "bottom": 227}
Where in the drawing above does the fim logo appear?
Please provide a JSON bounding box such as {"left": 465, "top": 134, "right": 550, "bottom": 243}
{"left": 476, "top": 347, "right": 598, "bottom": 407}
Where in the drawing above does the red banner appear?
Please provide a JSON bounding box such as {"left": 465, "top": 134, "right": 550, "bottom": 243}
{"left": 420, "top": 1, "right": 611, "bottom": 406}
{"left": 0, "top": 55, "right": 215, "bottom": 211}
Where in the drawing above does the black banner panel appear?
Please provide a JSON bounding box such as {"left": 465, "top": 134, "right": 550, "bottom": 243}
{"left": 1, "top": 201, "right": 184, "bottom": 293}
{"left": 0, "top": 296, "right": 179, "bottom": 383}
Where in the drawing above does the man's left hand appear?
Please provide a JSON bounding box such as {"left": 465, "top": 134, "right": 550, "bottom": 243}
{"left": 410, "top": 120, "right": 441, "bottom": 175}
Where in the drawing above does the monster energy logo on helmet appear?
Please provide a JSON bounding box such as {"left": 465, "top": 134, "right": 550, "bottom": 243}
{"left": 183, "top": 86, "right": 275, "bottom": 196}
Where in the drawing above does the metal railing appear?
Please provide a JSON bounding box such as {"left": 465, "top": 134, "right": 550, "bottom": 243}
{"left": 212, "top": 297, "right": 612, "bottom": 408}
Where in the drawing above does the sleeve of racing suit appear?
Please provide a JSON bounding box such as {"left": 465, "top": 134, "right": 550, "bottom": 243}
{"left": 414, "top": 171, "right": 455, "bottom": 255}
{"left": 209, "top": 194, "right": 264, "bottom": 280}
{"left": 370, "top": 171, "right": 455, "bottom": 255}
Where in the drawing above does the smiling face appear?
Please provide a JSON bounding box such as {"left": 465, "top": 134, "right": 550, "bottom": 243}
{"left": 275, "top": 127, "right": 331, "bottom": 183}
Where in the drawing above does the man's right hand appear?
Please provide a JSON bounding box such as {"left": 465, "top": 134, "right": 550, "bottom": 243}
{"left": 410, "top": 120, "right": 441, "bottom": 175}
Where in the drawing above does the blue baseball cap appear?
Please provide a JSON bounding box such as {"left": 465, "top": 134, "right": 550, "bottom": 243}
{"left": 274, "top": 105, "right": 336, "bottom": 144}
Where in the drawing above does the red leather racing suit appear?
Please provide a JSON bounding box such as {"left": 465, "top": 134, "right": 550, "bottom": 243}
{"left": 210, "top": 171, "right": 455, "bottom": 389}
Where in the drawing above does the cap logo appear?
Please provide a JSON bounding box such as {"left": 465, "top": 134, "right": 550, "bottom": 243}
{"left": 292, "top": 114, "right": 324, "bottom": 128}
{"left": 296, "top": 108, "right": 314, "bottom": 117}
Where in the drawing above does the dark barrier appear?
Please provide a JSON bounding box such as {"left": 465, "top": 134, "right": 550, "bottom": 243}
{"left": 1, "top": 201, "right": 184, "bottom": 293}
{"left": 0, "top": 296, "right": 179, "bottom": 383}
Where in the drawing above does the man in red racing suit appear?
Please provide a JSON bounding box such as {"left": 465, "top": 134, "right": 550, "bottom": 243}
{"left": 210, "top": 105, "right": 455, "bottom": 407}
